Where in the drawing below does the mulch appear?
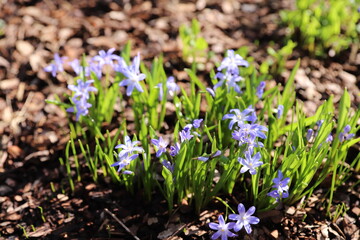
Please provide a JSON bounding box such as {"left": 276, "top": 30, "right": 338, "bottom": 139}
{"left": 0, "top": 0, "right": 359, "bottom": 239}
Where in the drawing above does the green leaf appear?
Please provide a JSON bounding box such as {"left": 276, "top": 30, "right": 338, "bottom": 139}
{"left": 337, "top": 89, "right": 350, "bottom": 134}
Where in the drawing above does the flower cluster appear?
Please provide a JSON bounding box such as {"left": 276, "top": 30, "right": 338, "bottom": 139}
{"left": 180, "top": 118, "right": 203, "bottom": 143}
{"left": 112, "top": 136, "right": 144, "bottom": 174}
{"left": 45, "top": 50, "right": 147, "bottom": 96}
{"left": 45, "top": 50, "right": 146, "bottom": 120}
{"left": 339, "top": 125, "right": 355, "bottom": 142}
{"left": 267, "top": 170, "right": 290, "bottom": 202}
{"left": 306, "top": 120, "right": 334, "bottom": 144}
{"left": 209, "top": 203, "right": 260, "bottom": 239}
{"left": 150, "top": 119, "right": 203, "bottom": 172}
{"left": 66, "top": 79, "right": 97, "bottom": 121}
{"left": 151, "top": 134, "right": 177, "bottom": 172}
{"left": 223, "top": 106, "right": 267, "bottom": 175}
{"left": 211, "top": 50, "right": 249, "bottom": 94}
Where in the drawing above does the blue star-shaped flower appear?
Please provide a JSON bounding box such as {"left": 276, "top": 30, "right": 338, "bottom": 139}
{"left": 119, "top": 53, "right": 146, "bottom": 96}
{"left": 238, "top": 151, "right": 263, "bottom": 175}
{"left": 229, "top": 203, "right": 260, "bottom": 234}
{"left": 209, "top": 215, "right": 237, "bottom": 240}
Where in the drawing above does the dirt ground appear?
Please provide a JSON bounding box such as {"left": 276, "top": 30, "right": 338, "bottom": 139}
{"left": 0, "top": 0, "right": 359, "bottom": 239}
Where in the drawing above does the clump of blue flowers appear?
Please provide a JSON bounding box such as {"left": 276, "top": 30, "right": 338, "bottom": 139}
{"left": 44, "top": 44, "right": 360, "bottom": 232}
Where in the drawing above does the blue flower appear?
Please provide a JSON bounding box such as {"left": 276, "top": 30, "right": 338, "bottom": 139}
{"left": 113, "top": 57, "right": 128, "bottom": 73}
{"left": 316, "top": 120, "right": 324, "bottom": 128}
{"left": 242, "top": 123, "right": 268, "bottom": 140}
{"left": 151, "top": 136, "right": 168, "bottom": 157}
{"left": 209, "top": 215, "right": 237, "bottom": 240}
{"left": 158, "top": 76, "right": 180, "bottom": 101}
{"left": 68, "top": 79, "right": 97, "bottom": 100}
{"left": 66, "top": 79, "right": 98, "bottom": 121}
{"left": 44, "top": 53, "right": 67, "bottom": 77}
{"left": 170, "top": 143, "right": 180, "bottom": 157}
{"left": 89, "top": 60, "right": 103, "bottom": 79}
{"left": 206, "top": 87, "right": 216, "bottom": 97}
{"left": 193, "top": 119, "right": 203, "bottom": 128}
{"left": 267, "top": 170, "right": 290, "bottom": 202}
{"left": 256, "top": 81, "right": 266, "bottom": 99}
{"left": 218, "top": 49, "right": 249, "bottom": 75}
{"left": 69, "top": 59, "right": 90, "bottom": 77}
{"left": 111, "top": 154, "right": 139, "bottom": 173}
{"left": 229, "top": 203, "right": 260, "bottom": 234}
{"left": 246, "top": 139, "right": 264, "bottom": 153}
{"left": 272, "top": 170, "right": 290, "bottom": 193}
{"left": 326, "top": 134, "right": 333, "bottom": 143}
{"left": 197, "top": 156, "right": 209, "bottom": 162}
{"left": 66, "top": 98, "right": 92, "bottom": 121}
{"left": 231, "top": 123, "right": 267, "bottom": 147}
{"left": 115, "top": 136, "right": 144, "bottom": 159}
{"left": 277, "top": 105, "right": 284, "bottom": 119}
{"left": 179, "top": 128, "right": 193, "bottom": 142}
{"left": 339, "top": 125, "right": 355, "bottom": 142}
{"left": 222, "top": 107, "right": 255, "bottom": 130}
{"left": 119, "top": 53, "right": 146, "bottom": 96}
{"left": 92, "top": 48, "right": 121, "bottom": 68}
{"left": 238, "top": 151, "right": 263, "bottom": 175}
{"left": 213, "top": 72, "right": 243, "bottom": 94}
{"left": 306, "top": 129, "right": 314, "bottom": 141}
{"left": 161, "top": 160, "right": 174, "bottom": 173}
{"left": 197, "top": 150, "right": 222, "bottom": 162}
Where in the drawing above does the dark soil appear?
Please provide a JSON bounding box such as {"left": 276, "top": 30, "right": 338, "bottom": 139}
{"left": 0, "top": 0, "right": 359, "bottom": 239}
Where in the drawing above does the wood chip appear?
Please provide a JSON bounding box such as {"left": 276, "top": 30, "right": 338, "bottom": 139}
{"left": 6, "top": 213, "right": 22, "bottom": 221}
{"left": 7, "top": 145, "right": 23, "bottom": 158}
{"left": 147, "top": 217, "right": 158, "bottom": 225}
{"left": 108, "top": 11, "right": 126, "bottom": 21}
{"left": 14, "top": 195, "right": 23, "bottom": 202}
{"left": 16, "top": 40, "right": 34, "bottom": 56}
{"left": 29, "top": 52, "right": 45, "bottom": 72}
{"left": 57, "top": 194, "right": 69, "bottom": 202}
{"left": 6, "top": 227, "right": 14, "bottom": 234}
{"left": 0, "top": 78, "right": 20, "bottom": 90}
{"left": 86, "top": 36, "right": 117, "bottom": 48}
{"left": 351, "top": 206, "right": 360, "bottom": 215}
{"left": 85, "top": 183, "right": 96, "bottom": 191}
{"left": 270, "top": 229, "right": 279, "bottom": 239}
{"left": 27, "top": 225, "right": 52, "bottom": 237}
{"left": 286, "top": 206, "right": 296, "bottom": 215}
